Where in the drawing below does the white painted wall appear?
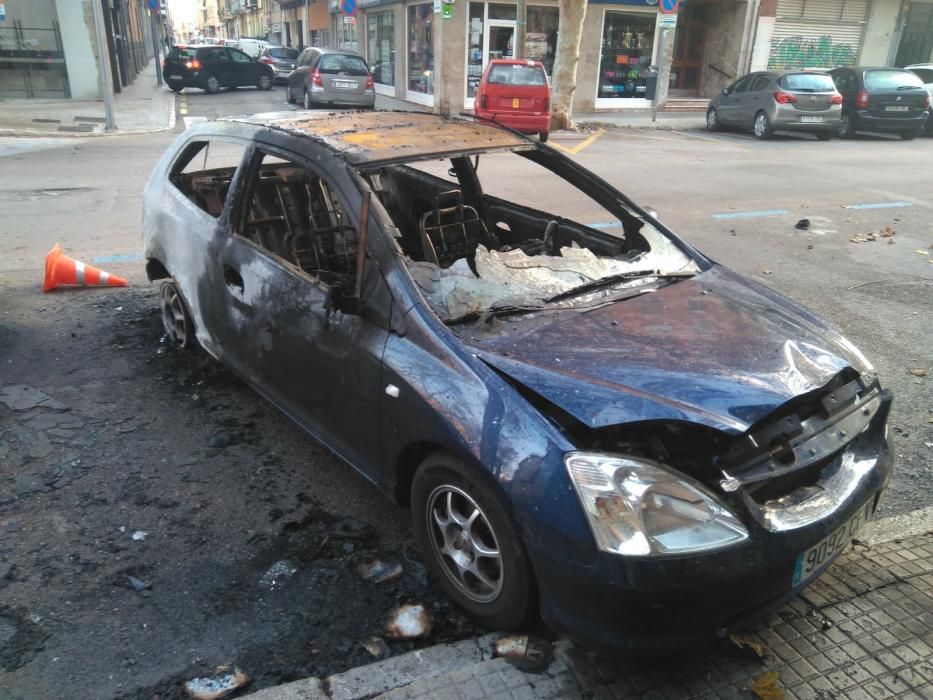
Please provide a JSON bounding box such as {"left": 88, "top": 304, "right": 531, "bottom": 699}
{"left": 749, "top": 16, "right": 775, "bottom": 71}
{"left": 56, "top": 0, "right": 100, "bottom": 99}
{"left": 859, "top": 0, "right": 901, "bottom": 66}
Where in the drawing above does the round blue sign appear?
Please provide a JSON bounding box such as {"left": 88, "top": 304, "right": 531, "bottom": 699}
{"left": 660, "top": 0, "right": 678, "bottom": 12}
{"left": 342, "top": 0, "right": 357, "bottom": 14}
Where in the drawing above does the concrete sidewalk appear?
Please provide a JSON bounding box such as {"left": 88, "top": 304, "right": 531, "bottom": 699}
{"left": 0, "top": 59, "right": 174, "bottom": 137}
{"left": 242, "top": 510, "right": 933, "bottom": 700}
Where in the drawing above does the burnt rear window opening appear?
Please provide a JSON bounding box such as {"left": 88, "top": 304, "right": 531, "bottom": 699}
{"left": 365, "top": 149, "right": 699, "bottom": 324}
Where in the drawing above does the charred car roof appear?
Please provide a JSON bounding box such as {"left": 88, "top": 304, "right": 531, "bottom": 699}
{"left": 224, "top": 111, "right": 532, "bottom": 165}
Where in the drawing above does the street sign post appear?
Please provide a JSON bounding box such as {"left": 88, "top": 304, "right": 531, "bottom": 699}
{"left": 651, "top": 0, "right": 679, "bottom": 122}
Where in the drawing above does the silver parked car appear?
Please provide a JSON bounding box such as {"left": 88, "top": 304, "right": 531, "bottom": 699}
{"left": 905, "top": 64, "right": 933, "bottom": 135}
{"left": 285, "top": 48, "right": 376, "bottom": 110}
{"left": 707, "top": 71, "right": 842, "bottom": 140}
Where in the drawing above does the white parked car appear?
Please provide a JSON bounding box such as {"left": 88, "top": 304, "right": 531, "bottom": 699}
{"left": 233, "top": 38, "right": 269, "bottom": 59}
{"left": 905, "top": 64, "right": 933, "bottom": 135}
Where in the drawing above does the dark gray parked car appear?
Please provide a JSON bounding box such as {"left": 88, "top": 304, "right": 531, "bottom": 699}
{"left": 285, "top": 48, "right": 376, "bottom": 110}
{"left": 707, "top": 71, "right": 842, "bottom": 140}
{"left": 259, "top": 46, "right": 300, "bottom": 84}
{"left": 829, "top": 67, "right": 930, "bottom": 140}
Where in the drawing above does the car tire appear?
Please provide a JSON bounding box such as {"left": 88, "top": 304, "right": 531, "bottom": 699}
{"left": 286, "top": 84, "right": 296, "bottom": 104}
{"left": 899, "top": 130, "right": 919, "bottom": 141}
{"left": 815, "top": 131, "right": 833, "bottom": 141}
{"left": 411, "top": 451, "right": 536, "bottom": 630}
{"left": 303, "top": 88, "right": 313, "bottom": 110}
{"left": 204, "top": 74, "right": 220, "bottom": 94}
{"left": 706, "top": 107, "right": 721, "bottom": 132}
{"left": 539, "top": 131, "right": 549, "bottom": 143}
{"left": 168, "top": 82, "right": 183, "bottom": 93}
{"left": 159, "top": 280, "right": 196, "bottom": 351}
{"left": 753, "top": 111, "right": 774, "bottom": 140}
{"left": 837, "top": 113, "right": 855, "bottom": 138}
{"left": 258, "top": 73, "right": 273, "bottom": 91}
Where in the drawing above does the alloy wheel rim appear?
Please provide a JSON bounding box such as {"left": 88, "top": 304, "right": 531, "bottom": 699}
{"left": 207, "top": 76, "right": 218, "bottom": 92}
{"left": 426, "top": 484, "right": 503, "bottom": 603}
{"left": 304, "top": 90, "right": 310, "bottom": 110}
{"left": 838, "top": 116, "right": 849, "bottom": 135}
{"left": 260, "top": 75, "right": 271, "bottom": 89}
{"left": 755, "top": 114, "right": 766, "bottom": 136}
{"left": 708, "top": 110, "right": 717, "bottom": 129}
{"left": 159, "top": 284, "right": 187, "bottom": 348}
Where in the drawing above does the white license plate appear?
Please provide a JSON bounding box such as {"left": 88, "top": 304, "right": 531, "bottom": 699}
{"left": 799, "top": 115, "right": 824, "bottom": 123}
{"left": 792, "top": 499, "right": 874, "bottom": 586}
{"left": 885, "top": 105, "right": 910, "bottom": 112}
{"left": 333, "top": 80, "right": 356, "bottom": 89}
{"left": 170, "top": 75, "right": 183, "bottom": 80}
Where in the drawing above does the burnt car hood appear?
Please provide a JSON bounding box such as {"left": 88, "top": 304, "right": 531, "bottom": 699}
{"left": 470, "top": 265, "right": 871, "bottom": 434}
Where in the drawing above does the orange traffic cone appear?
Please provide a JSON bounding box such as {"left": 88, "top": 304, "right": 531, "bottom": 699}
{"left": 43, "top": 243, "right": 128, "bottom": 293}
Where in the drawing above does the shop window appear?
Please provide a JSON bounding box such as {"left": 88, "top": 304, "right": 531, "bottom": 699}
{"left": 525, "top": 6, "right": 559, "bottom": 77}
{"left": 408, "top": 3, "right": 434, "bottom": 95}
{"left": 597, "top": 13, "right": 656, "bottom": 100}
{"left": 336, "top": 16, "right": 359, "bottom": 52}
{"left": 367, "top": 11, "right": 395, "bottom": 87}
{"left": 488, "top": 3, "right": 516, "bottom": 20}
{"left": 467, "top": 2, "right": 485, "bottom": 98}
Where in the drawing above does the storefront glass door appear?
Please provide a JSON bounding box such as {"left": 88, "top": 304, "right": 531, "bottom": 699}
{"left": 465, "top": 8, "right": 515, "bottom": 108}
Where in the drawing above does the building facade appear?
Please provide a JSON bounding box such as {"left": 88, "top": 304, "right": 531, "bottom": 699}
{"left": 0, "top": 0, "right": 159, "bottom": 100}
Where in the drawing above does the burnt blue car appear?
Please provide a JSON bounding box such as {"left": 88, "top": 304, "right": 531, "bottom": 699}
{"left": 142, "top": 112, "right": 892, "bottom": 650}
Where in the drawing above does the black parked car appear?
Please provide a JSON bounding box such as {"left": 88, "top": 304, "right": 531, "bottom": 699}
{"left": 164, "top": 45, "right": 274, "bottom": 94}
{"left": 829, "top": 66, "right": 930, "bottom": 140}
{"left": 259, "top": 46, "right": 300, "bottom": 84}
{"left": 143, "top": 112, "right": 892, "bottom": 650}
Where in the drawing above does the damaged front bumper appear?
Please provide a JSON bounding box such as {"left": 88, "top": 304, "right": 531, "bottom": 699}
{"left": 530, "top": 388, "right": 893, "bottom": 652}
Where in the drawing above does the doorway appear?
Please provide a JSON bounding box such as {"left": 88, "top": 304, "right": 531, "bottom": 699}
{"left": 465, "top": 2, "right": 516, "bottom": 109}
{"left": 895, "top": 2, "right": 933, "bottom": 67}
{"left": 670, "top": 3, "right": 708, "bottom": 95}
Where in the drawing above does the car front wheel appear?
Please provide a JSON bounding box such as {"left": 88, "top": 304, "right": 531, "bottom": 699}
{"left": 706, "top": 107, "right": 721, "bottom": 132}
{"left": 539, "top": 131, "right": 549, "bottom": 143}
{"left": 411, "top": 451, "right": 536, "bottom": 630}
{"left": 258, "top": 73, "right": 273, "bottom": 91}
{"left": 753, "top": 111, "right": 773, "bottom": 140}
{"left": 204, "top": 74, "right": 220, "bottom": 94}
{"left": 303, "top": 88, "right": 313, "bottom": 110}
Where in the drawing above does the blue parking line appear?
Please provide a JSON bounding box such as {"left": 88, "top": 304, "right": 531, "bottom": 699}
{"left": 92, "top": 253, "right": 143, "bottom": 264}
{"left": 843, "top": 201, "right": 913, "bottom": 210}
{"left": 711, "top": 209, "right": 788, "bottom": 220}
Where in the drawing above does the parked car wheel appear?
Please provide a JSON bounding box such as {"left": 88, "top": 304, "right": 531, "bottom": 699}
{"left": 411, "top": 451, "right": 536, "bottom": 630}
{"left": 837, "top": 114, "right": 855, "bottom": 138}
{"left": 258, "top": 73, "right": 273, "bottom": 91}
{"left": 706, "top": 107, "right": 721, "bottom": 132}
{"left": 286, "top": 84, "right": 296, "bottom": 104}
{"left": 204, "top": 74, "right": 220, "bottom": 94}
{"left": 159, "top": 280, "right": 195, "bottom": 351}
{"left": 753, "top": 111, "right": 774, "bottom": 140}
{"left": 539, "top": 131, "right": 549, "bottom": 143}
{"left": 814, "top": 131, "right": 833, "bottom": 141}
{"left": 303, "top": 88, "right": 313, "bottom": 111}
{"left": 168, "top": 81, "right": 183, "bottom": 93}
{"left": 899, "top": 130, "right": 919, "bottom": 140}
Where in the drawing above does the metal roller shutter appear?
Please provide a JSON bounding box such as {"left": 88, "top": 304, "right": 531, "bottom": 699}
{"left": 768, "top": 0, "right": 871, "bottom": 70}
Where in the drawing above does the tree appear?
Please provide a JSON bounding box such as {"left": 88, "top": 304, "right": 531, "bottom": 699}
{"left": 550, "top": 0, "right": 587, "bottom": 131}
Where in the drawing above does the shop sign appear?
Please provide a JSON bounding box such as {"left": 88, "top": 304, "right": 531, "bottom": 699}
{"left": 0, "top": 5, "right": 6, "bottom": 23}
{"left": 343, "top": 15, "right": 357, "bottom": 24}
{"left": 442, "top": 2, "right": 453, "bottom": 19}
{"left": 658, "top": 15, "right": 677, "bottom": 29}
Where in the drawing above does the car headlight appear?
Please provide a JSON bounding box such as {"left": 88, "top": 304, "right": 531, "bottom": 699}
{"left": 564, "top": 452, "right": 749, "bottom": 556}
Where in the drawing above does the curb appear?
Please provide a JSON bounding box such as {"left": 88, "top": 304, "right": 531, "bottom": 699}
{"left": 857, "top": 505, "right": 933, "bottom": 546}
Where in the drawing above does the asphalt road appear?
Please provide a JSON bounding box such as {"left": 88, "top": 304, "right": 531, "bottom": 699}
{"left": 0, "top": 84, "right": 930, "bottom": 698}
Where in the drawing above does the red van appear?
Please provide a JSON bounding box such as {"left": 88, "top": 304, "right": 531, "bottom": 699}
{"left": 475, "top": 59, "right": 551, "bottom": 141}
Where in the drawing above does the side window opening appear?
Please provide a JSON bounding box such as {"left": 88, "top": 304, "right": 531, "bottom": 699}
{"left": 241, "top": 152, "right": 359, "bottom": 284}
{"left": 169, "top": 140, "right": 248, "bottom": 217}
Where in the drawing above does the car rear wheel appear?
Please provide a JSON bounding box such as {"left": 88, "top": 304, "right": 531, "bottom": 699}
{"left": 168, "top": 81, "right": 183, "bottom": 93}
{"left": 837, "top": 113, "right": 855, "bottom": 138}
{"left": 814, "top": 131, "right": 833, "bottom": 141}
{"left": 539, "top": 131, "right": 549, "bottom": 143}
{"left": 899, "top": 130, "right": 919, "bottom": 141}
{"left": 286, "top": 84, "right": 296, "bottom": 104}
{"left": 706, "top": 107, "right": 721, "bottom": 132}
{"left": 258, "top": 73, "right": 273, "bottom": 91}
{"left": 159, "top": 280, "right": 196, "bottom": 351}
{"left": 303, "top": 88, "right": 313, "bottom": 110}
{"left": 753, "top": 111, "right": 773, "bottom": 140}
{"left": 204, "top": 74, "right": 220, "bottom": 94}
{"left": 411, "top": 451, "right": 536, "bottom": 630}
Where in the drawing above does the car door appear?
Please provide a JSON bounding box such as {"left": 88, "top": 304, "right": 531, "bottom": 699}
{"left": 289, "top": 48, "right": 315, "bottom": 93}
{"left": 718, "top": 76, "right": 750, "bottom": 124}
{"left": 742, "top": 74, "right": 771, "bottom": 125}
{"left": 228, "top": 48, "right": 260, "bottom": 86}
{"left": 202, "top": 47, "right": 233, "bottom": 86}
{"left": 830, "top": 69, "right": 856, "bottom": 117}
{"left": 211, "top": 145, "right": 393, "bottom": 475}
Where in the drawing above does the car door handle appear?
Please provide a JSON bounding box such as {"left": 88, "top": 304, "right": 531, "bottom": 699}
{"left": 223, "top": 264, "right": 244, "bottom": 293}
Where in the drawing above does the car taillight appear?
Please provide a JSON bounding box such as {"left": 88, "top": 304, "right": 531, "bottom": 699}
{"left": 924, "top": 94, "right": 931, "bottom": 109}
{"left": 366, "top": 74, "right": 374, "bottom": 90}
{"left": 311, "top": 69, "right": 322, "bottom": 87}
{"left": 856, "top": 89, "right": 870, "bottom": 109}
{"left": 185, "top": 59, "right": 202, "bottom": 70}
{"left": 830, "top": 94, "right": 843, "bottom": 105}
{"left": 479, "top": 94, "right": 488, "bottom": 110}
{"left": 543, "top": 96, "right": 549, "bottom": 112}
{"left": 260, "top": 56, "right": 274, "bottom": 65}
{"left": 773, "top": 91, "right": 797, "bottom": 104}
